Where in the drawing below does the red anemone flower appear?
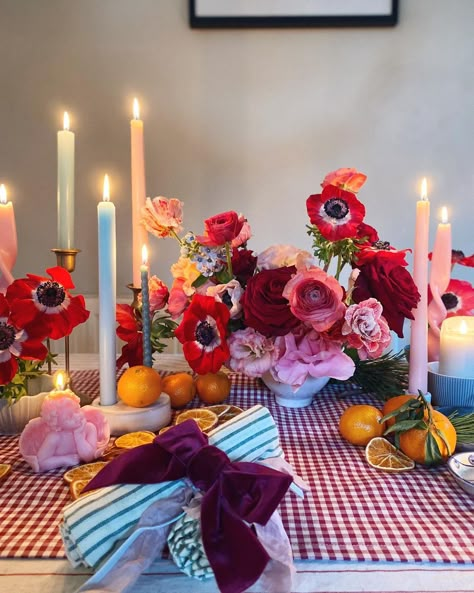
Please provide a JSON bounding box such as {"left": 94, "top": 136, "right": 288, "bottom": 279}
{"left": 6, "top": 266, "right": 90, "bottom": 341}
{"left": 175, "top": 294, "right": 230, "bottom": 374}
{"left": 429, "top": 279, "right": 474, "bottom": 317}
{"left": 116, "top": 304, "right": 144, "bottom": 369}
{"left": 306, "top": 184, "right": 366, "bottom": 241}
{"left": 0, "top": 294, "right": 48, "bottom": 385}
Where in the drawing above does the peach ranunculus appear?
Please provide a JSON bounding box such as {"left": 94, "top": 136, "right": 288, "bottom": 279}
{"left": 170, "top": 256, "right": 200, "bottom": 296}
{"left": 282, "top": 267, "right": 345, "bottom": 332}
{"left": 227, "top": 327, "right": 277, "bottom": 378}
{"left": 271, "top": 330, "right": 355, "bottom": 389}
{"left": 141, "top": 196, "right": 183, "bottom": 238}
{"left": 148, "top": 276, "right": 169, "bottom": 311}
{"left": 342, "top": 298, "right": 391, "bottom": 360}
{"left": 257, "top": 245, "right": 313, "bottom": 270}
{"left": 321, "top": 168, "right": 367, "bottom": 193}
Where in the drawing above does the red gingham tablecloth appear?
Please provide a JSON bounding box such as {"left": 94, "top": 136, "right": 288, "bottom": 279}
{"left": 0, "top": 369, "right": 473, "bottom": 563}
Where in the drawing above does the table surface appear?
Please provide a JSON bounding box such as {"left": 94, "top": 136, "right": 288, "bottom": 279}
{"left": 0, "top": 354, "right": 473, "bottom": 570}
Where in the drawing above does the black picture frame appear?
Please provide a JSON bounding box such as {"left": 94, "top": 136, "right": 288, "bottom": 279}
{"left": 189, "top": 0, "right": 398, "bottom": 28}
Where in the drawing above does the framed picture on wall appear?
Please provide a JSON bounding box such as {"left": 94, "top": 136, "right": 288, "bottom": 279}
{"left": 189, "top": 0, "right": 398, "bottom": 28}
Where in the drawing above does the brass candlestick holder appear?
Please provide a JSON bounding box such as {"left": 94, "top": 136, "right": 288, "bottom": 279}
{"left": 127, "top": 283, "right": 142, "bottom": 309}
{"left": 51, "top": 247, "right": 81, "bottom": 396}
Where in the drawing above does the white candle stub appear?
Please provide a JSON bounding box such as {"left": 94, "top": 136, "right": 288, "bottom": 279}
{"left": 439, "top": 316, "right": 474, "bottom": 378}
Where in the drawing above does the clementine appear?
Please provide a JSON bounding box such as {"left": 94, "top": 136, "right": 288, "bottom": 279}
{"left": 398, "top": 409, "right": 456, "bottom": 465}
{"left": 195, "top": 372, "right": 231, "bottom": 405}
{"left": 381, "top": 394, "right": 419, "bottom": 427}
{"left": 339, "top": 404, "right": 386, "bottom": 447}
{"left": 161, "top": 372, "right": 196, "bottom": 409}
{"left": 117, "top": 365, "right": 162, "bottom": 408}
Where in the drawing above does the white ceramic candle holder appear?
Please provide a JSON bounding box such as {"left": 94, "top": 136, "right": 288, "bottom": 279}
{"left": 91, "top": 394, "right": 171, "bottom": 436}
{"left": 427, "top": 362, "right": 474, "bottom": 408}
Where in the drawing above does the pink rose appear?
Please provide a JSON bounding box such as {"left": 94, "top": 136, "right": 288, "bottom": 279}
{"left": 227, "top": 328, "right": 277, "bottom": 378}
{"left": 342, "top": 298, "right": 391, "bottom": 360}
{"left": 282, "top": 268, "right": 345, "bottom": 332}
{"left": 231, "top": 217, "right": 252, "bottom": 248}
{"left": 271, "top": 330, "right": 355, "bottom": 389}
{"left": 148, "top": 276, "right": 169, "bottom": 311}
{"left": 196, "top": 211, "right": 244, "bottom": 247}
{"left": 257, "top": 245, "right": 312, "bottom": 270}
{"left": 141, "top": 197, "right": 183, "bottom": 238}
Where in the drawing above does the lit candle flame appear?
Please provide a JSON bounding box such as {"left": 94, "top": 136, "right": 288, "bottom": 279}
{"left": 0, "top": 184, "right": 6, "bottom": 204}
{"left": 133, "top": 98, "right": 140, "bottom": 120}
{"left": 460, "top": 320, "right": 468, "bottom": 335}
{"left": 63, "top": 111, "right": 70, "bottom": 131}
{"left": 441, "top": 206, "right": 448, "bottom": 224}
{"left": 420, "top": 178, "right": 428, "bottom": 201}
{"left": 142, "top": 244, "right": 148, "bottom": 266}
{"left": 103, "top": 174, "right": 110, "bottom": 202}
{"left": 55, "top": 372, "right": 65, "bottom": 390}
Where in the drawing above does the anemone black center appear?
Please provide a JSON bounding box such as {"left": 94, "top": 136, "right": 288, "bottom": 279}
{"left": 372, "top": 240, "right": 391, "bottom": 250}
{"left": 195, "top": 321, "right": 216, "bottom": 346}
{"left": 36, "top": 281, "right": 66, "bottom": 307}
{"left": 452, "top": 249, "right": 465, "bottom": 260}
{"left": 441, "top": 292, "right": 458, "bottom": 311}
{"left": 0, "top": 322, "right": 16, "bottom": 350}
{"left": 222, "top": 291, "right": 233, "bottom": 307}
{"left": 323, "top": 198, "right": 349, "bottom": 220}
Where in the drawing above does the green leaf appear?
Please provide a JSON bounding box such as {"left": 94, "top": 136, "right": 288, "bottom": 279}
{"left": 425, "top": 432, "right": 444, "bottom": 466}
{"left": 384, "top": 419, "right": 426, "bottom": 435}
{"left": 191, "top": 274, "right": 209, "bottom": 289}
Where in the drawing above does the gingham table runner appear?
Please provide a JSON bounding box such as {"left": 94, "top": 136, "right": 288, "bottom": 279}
{"left": 0, "top": 369, "right": 473, "bottom": 564}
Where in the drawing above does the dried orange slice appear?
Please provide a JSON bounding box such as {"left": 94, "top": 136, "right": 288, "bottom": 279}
{"left": 63, "top": 461, "right": 108, "bottom": 484}
{"left": 175, "top": 409, "right": 218, "bottom": 433}
{"left": 218, "top": 405, "right": 243, "bottom": 425}
{"left": 206, "top": 404, "right": 231, "bottom": 418}
{"left": 158, "top": 425, "right": 173, "bottom": 435}
{"left": 69, "top": 479, "right": 97, "bottom": 500}
{"left": 365, "top": 437, "right": 415, "bottom": 472}
{"left": 0, "top": 464, "right": 12, "bottom": 480}
{"left": 114, "top": 431, "right": 156, "bottom": 449}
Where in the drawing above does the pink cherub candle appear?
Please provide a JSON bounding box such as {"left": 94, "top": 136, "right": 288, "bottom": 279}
{"left": 19, "top": 375, "right": 110, "bottom": 472}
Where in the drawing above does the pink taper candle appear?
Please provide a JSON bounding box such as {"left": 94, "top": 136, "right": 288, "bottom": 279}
{"left": 428, "top": 207, "right": 451, "bottom": 336}
{"left": 409, "top": 178, "right": 430, "bottom": 393}
{"left": 130, "top": 98, "right": 148, "bottom": 288}
{"left": 0, "top": 184, "right": 17, "bottom": 293}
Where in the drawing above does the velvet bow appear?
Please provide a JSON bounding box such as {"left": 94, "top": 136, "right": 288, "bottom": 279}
{"left": 85, "top": 419, "right": 292, "bottom": 593}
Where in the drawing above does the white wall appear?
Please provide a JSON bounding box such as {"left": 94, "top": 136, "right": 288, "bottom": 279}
{"left": 0, "top": 0, "right": 472, "bottom": 303}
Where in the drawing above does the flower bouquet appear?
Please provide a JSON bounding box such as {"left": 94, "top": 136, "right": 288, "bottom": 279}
{"left": 118, "top": 168, "right": 420, "bottom": 402}
{"left": 0, "top": 266, "right": 89, "bottom": 432}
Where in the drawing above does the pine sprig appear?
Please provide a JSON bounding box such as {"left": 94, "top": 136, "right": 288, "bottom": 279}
{"left": 350, "top": 350, "right": 409, "bottom": 400}
{"left": 448, "top": 411, "right": 474, "bottom": 444}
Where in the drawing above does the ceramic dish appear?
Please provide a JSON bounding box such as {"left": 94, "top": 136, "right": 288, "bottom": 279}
{"left": 447, "top": 452, "right": 474, "bottom": 498}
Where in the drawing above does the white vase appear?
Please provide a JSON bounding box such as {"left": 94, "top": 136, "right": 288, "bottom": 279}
{"left": 261, "top": 372, "right": 330, "bottom": 408}
{"left": 0, "top": 375, "right": 54, "bottom": 435}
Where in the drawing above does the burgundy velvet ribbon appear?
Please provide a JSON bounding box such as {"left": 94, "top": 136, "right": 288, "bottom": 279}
{"left": 85, "top": 419, "right": 292, "bottom": 593}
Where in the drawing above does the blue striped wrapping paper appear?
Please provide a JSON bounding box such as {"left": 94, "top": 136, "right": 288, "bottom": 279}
{"left": 60, "top": 404, "right": 284, "bottom": 569}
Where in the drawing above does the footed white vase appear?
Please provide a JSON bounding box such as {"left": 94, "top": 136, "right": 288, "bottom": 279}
{"left": 261, "top": 372, "right": 330, "bottom": 408}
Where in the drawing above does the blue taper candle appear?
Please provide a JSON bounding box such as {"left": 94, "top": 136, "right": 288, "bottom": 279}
{"left": 140, "top": 245, "right": 152, "bottom": 367}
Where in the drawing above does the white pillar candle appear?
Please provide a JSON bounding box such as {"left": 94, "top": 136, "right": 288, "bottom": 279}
{"left": 57, "top": 112, "right": 75, "bottom": 249}
{"left": 130, "top": 98, "right": 148, "bottom": 288}
{"left": 409, "top": 178, "right": 430, "bottom": 393}
{"left": 439, "top": 316, "right": 474, "bottom": 378}
{"left": 98, "top": 174, "right": 117, "bottom": 406}
{"left": 0, "top": 184, "right": 17, "bottom": 290}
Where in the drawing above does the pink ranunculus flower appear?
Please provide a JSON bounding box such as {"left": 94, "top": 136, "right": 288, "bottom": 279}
{"left": 206, "top": 279, "right": 244, "bottom": 319}
{"left": 257, "top": 245, "right": 313, "bottom": 270}
{"left": 342, "top": 298, "right": 391, "bottom": 360}
{"left": 271, "top": 330, "right": 355, "bottom": 389}
{"left": 227, "top": 327, "right": 277, "bottom": 378}
{"left": 170, "top": 256, "right": 200, "bottom": 296}
{"left": 141, "top": 197, "right": 183, "bottom": 238}
{"left": 148, "top": 276, "right": 169, "bottom": 311}
{"left": 282, "top": 267, "right": 345, "bottom": 332}
{"left": 321, "top": 168, "right": 367, "bottom": 193}
{"left": 167, "top": 278, "right": 189, "bottom": 319}
{"left": 231, "top": 217, "right": 252, "bottom": 248}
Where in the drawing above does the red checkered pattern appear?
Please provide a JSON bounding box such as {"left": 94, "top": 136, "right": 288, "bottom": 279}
{"left": 0, "top": 369, "right": 473, "bottom": 564}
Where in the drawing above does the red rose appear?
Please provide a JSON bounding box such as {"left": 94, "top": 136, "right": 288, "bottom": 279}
{"left": 231, "top": 248, "right": 257, "bottom": 286}
{"left": 353, "top": 255, "right": 420, "bottom": 338}
{"left": 196, "top": 211, "right": 244, "bottom": 247}
{"left": 241, "top": 266, "right": 301, "bottom": 337}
